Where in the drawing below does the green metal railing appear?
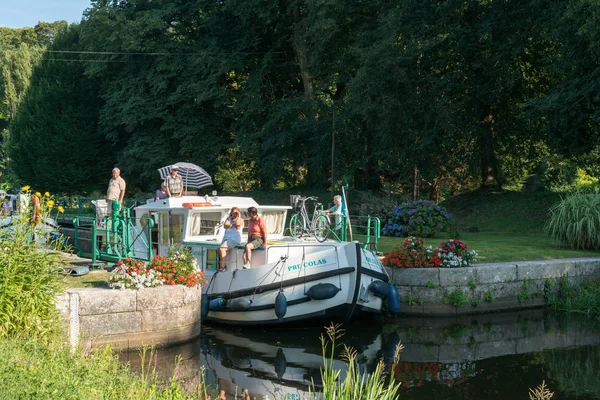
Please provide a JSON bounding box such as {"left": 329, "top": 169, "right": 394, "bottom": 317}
{"left": 55, "top": 196, "right": 148, "bottom": 222}
{"left": 339, "top": 215, "right": 381, "bottom": 253}
{"left": 72, "top": 201, "right": 154, "bottom": 266}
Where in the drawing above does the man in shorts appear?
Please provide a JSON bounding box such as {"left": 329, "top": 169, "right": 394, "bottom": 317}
{"left": 106, "top": 167, "right": 126, "bottom": 215}
{"left": 243, "top": 207, "right": 267, "bottom": 269}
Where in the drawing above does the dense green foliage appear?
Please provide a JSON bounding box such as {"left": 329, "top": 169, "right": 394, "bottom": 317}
{"left": 548, "top": 278, "right": 600, "bottom": 319}
{"left": 0, "top": 195, "right": 64, "bottom": 339}
{"left": 0, "top": 340, "right": 209, "bottom": 399}
{"left": 2, "top": 1, "right": 600, "bottom": 195}
{"left": 545, "top": 193, "right": 600, "bottom": 250}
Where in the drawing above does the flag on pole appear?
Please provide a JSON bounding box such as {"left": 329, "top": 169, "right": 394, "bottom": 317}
{"left": 341, "top": 186, "right": 352, "bottom": 241}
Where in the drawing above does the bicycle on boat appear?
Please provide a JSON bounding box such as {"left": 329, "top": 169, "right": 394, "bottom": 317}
{"left": 289, "top": 196, "right": 330, "bottom": 242}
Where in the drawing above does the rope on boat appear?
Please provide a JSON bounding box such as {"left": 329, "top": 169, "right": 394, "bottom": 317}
{"left": 249, "top": 259, "right": 284, "bottom": 303}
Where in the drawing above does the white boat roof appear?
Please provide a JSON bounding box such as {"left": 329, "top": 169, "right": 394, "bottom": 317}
{"left": 135, "top": 195, "right": 291, "bottom": 211}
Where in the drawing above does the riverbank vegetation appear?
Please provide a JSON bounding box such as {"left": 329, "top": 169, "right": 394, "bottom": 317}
{"left": 547, "top": 278, "right": 600, "bottom": 320}
{"left": 1, "top": 199, "right": 409, "bottom": 399}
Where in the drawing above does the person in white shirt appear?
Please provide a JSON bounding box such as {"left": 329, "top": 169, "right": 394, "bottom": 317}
{"left": 218, "top": 207, "right": 244, "bottom": 271}
{"left": 2, "top": 197, "right": 12, "bottom": 216}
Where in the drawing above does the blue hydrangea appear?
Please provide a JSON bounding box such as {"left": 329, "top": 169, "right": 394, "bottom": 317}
{"left": 382, "top": 200, "right": 452, "bottom": 237}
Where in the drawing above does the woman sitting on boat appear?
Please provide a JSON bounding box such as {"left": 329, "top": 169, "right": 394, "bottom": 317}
{"left": 218, "top": 207, "right": 244, "bottom": 271}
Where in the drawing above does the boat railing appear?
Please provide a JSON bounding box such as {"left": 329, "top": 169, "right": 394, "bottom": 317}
{"left": 326, "top": 215, "right": 380, "bottom": 253}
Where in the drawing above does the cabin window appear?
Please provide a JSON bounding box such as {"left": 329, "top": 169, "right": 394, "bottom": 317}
{"left": 261, "top": 210, "right": 286, "bottom": 235}
{"left": 189, "top": 212, "right": 222, "bottom": 236}
{"left": 159, "top": 213, "right": 169, "bottom": 244}
{"left": 158, "top": 212, "right": 184, "bottom": 245}
{"left": 170, "top": 214, "right": 184, "bottom": 244}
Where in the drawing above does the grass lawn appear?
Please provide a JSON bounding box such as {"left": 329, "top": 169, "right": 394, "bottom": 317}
{"left": 359, "top": 188, "right": 600, "bottom": 263}
{"left": 58, "top": 269, "right": 110, "bottom": 289}
{"left": 371, "top": 233, "right": 600, "bottom": 263}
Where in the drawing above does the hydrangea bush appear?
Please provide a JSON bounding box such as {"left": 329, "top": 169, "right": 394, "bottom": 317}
{"left": 109, "top": 247, "right": 205, "bottom": 290}
{"left": 382, "top": 200, "right": 451, "bottom": 238}
{"left": 383, "top": 237, "right": 477, "bottom": 268}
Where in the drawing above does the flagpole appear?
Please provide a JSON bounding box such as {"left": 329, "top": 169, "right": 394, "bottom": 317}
{"left": 341, "top": 186, "right": 353, "bottom": 242}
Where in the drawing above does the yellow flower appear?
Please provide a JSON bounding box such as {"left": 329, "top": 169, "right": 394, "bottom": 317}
{"left": 44, "top": 192, "right": 50, "bottom": 197}
{"left": 35, "top": 192, "right": 41, "bottom": 197}
{"left": 58, "top": 206, "right": 65, "bottom": 213}
{"left": 22, "top": 185, "right": 30, "bottom": 191}
{"left": 47, "top": 200, "right": 55, "bottom": 208}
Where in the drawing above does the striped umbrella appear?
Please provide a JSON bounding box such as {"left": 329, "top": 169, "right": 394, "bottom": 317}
{"left": 157, "top": 162, "right": 214, "bottom": 190}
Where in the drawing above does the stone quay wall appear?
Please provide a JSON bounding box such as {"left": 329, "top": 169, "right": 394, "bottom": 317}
{"left": 388, "top": 258, "right": 600, "bottom": 316}
{"left": 56, "top": 285, "right": 202, "bottom": 351}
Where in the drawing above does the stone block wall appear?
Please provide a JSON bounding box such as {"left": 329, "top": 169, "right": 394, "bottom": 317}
{"left": 56, "top": 285, "right": 201, "bottom": 351}
{"left": 388, "top": 258, "right": 600, "bottom": 316}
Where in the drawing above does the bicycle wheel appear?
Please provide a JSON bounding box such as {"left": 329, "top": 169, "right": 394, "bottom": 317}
{"left": 289, "top": 214, "right": 305, "bottom": 238}
{"left": 313, "top": 215, "right": 330, "bottom": 242}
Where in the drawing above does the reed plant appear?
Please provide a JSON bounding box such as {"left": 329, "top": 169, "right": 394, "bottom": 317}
{"left": 545, "top": 193, "right": 600, "bottom": 250}
{"left": 548, "top": 277, "right": 600, "bottom": 319}
{"left": 309, "top": 323, "right": 403, "bottom": 400}
{"left": 0, "top": 190, "right": 65, "bottom": 339}
{"left": 0, "top": 338, "right": 210, "bottom": 399}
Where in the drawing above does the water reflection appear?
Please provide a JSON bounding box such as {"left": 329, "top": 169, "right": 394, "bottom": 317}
{"left": 120, "top": 310, "right": 600, "bottom": 399}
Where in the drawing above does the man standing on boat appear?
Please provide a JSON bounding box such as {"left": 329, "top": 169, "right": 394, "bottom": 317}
{"left": 243, "top": 207, "right": 267, "bottom": 269}
{"left": 106, "top": 167, "right": 126, "bottom": 214}
{"left": 164, "top": 166, "right": 183, "bottom": 197}
{"left": 326, "top": 195, "right": 342, "bottom": 231}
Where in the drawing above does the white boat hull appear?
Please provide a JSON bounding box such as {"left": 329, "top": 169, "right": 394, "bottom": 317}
{"left": 203, "top": 242, "right": 389, "bottom": 325}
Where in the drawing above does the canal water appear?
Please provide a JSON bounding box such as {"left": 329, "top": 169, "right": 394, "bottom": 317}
{"left": 120, "top": 310, "right": 600, "bottom": 399}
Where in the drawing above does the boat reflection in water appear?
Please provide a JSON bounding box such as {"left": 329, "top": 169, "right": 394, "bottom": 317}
{"left": 120, "top": 310, "right": 600, "bottom": 399}
{"left": 199, "top": 322, "right": 384, "bottom": 399}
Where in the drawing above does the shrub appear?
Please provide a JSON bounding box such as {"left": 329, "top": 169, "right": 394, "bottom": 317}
{"left": 383, "top": 237, "right": 477, "bottom": 268}
{"left": 545, "top": 193, "right": 600, "bottom": 250}
{"left": 109, "top": 247, "right": 205, "bottom": 290}
{"left": 382, "top": 237, "right": 442, "bottom": 268}
{"left": 0, "top": 188, "right": 66, "bottom": 339}
{"left": 108, "top": 258, "right": 163, "bottom": 290}
{"left": 437, "top": 239, "right": 478, "bottom": 268}
{"left": 382, "top": 200, "right": 451, "bottom": 238}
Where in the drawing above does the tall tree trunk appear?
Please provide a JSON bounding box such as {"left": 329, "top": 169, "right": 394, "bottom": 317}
{"left": 413, "top": 166, "right": 420, "bottom": 200}
{"left": 293, "top": 5, "right": 314, "bottom": 101}
{"left": 479, "top": 108, "right": 501, "bottom": 187}
{"left": 428, "top": 178, "right": 439, "bottom": 203}
{"left": 354, "top": 132, "right": 381, "bottom": 190}
{"left": 293, "top": 3, "right": 323, "bottom": 188}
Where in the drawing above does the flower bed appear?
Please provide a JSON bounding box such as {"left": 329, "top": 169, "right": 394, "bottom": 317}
{"left": 383, "top": 237, "right": 477, "bottom": 268}
{"left": 109, "top": 247, "right": 205, "bottom": 289}
{"left": 382, "top": 200, "right": 451, "bottom": 238}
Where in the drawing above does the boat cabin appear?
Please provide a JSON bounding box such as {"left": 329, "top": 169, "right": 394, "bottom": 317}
{"left": 133, "top": 195, "right": 291, "bottom": 269}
